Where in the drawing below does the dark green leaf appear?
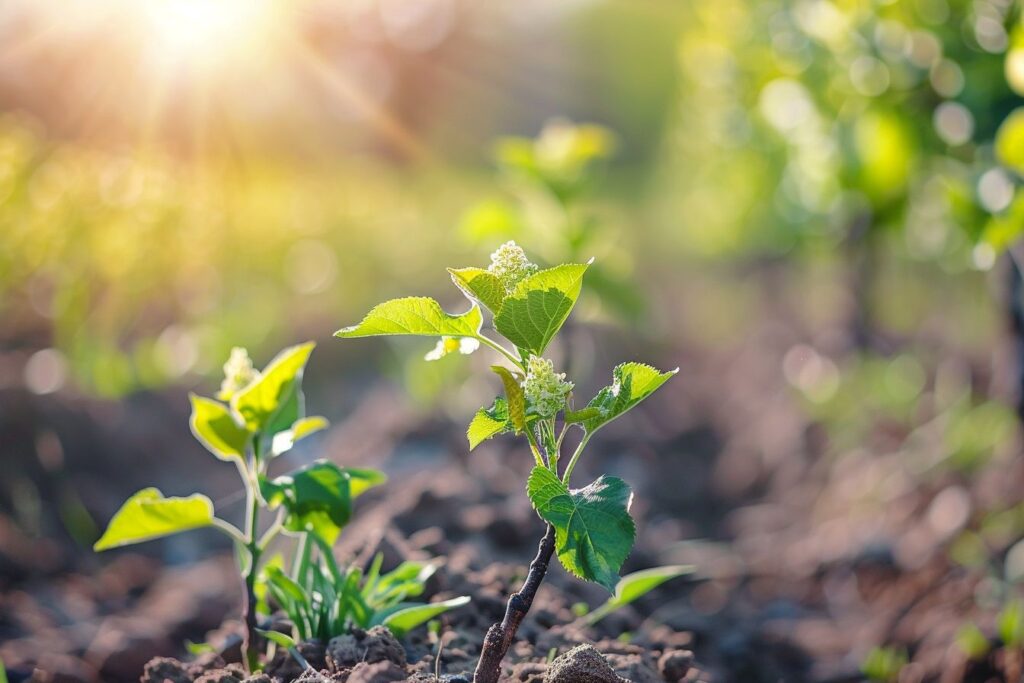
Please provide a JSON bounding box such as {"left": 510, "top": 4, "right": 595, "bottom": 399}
{"left": 527, "top": 466, "right": 636, "bottom": 592}
{"left": 260, "top": 460, "right": 353, "bottom": 545}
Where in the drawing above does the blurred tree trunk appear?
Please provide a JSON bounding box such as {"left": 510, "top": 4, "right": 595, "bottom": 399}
{"left": 847, "top": 211, "right": 875, "bottom": 351}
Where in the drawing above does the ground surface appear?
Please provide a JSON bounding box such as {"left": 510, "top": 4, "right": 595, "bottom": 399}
{"left": 2, "top": 322, "right": 1022, "bottom": 682}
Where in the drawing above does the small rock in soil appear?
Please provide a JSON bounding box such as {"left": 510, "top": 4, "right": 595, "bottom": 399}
{"left": 545, "top": 645, "right": 628, "bottom": 683}
{"left": 507, "top": 661, "right": 547, "bottom": 682}
{"left": 327, "top": 627, "right": 406, "bottom": 670}
{"left": 141, "top": 657, "right": 192, "bottom": 683}
{"left": 267, "top": 639, "right": 327, "bottom": 681}
{"left": 194, "top": 667, "right": 245, "bottom": 683}
{"left": 187, "top": 653, "right": 228, "bottom": 677}
{"left": 606, "top": 653, "right": 662, "bottom": 683}
{"left": 658, "top": 650, "right": 693, "bottom": 682}
{"left": 346, "top": 661, "right": 407, "bottom": 683}
{"left": 242, "top": 675, "right": 274, "bottom": 683}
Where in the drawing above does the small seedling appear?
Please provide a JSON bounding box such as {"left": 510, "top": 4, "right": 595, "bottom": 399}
{"left": 94, "top": 343, "right": 388, "bottom": 671}
{"left": 582, "top": 565, "right": 694, "bottom": 626}
{"left": 336, "top": 242, "right": 677, "bottom": 682}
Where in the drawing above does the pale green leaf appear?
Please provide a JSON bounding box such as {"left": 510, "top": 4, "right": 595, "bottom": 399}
{"left": 585, "top": 565, "right": 694, "bottom": 625}
{"left": 380, "top": 596, "right": 471, "bottom": 638}
{"left": 271, "top": 416, "right": 330, "bottom": 457}
{"left": 527, "top": 467, "right": 635, "bottom": 592}
{"left": 491, "top": 365, "right": 526, "bottom": 433}
{"left": 448, "top": 267, "right": 506, "bottom": 313}
{"left": 997, "top": 108, "right": 1024, "bottom": 177}
{"left": 467, "top": 397, "right": 511, "bottom": 450}
{"left": 564, "top": 407, "right": 603, "bottom": 424}
{"left": 232, "top": 342, "right": 315, "bottom": 436}
{"left": 257, "top": 629, "right": 297, "bottom": 650}
{"left": 346, "top": 467, "right": 388, "bottom": 498}
{"left": 493, "top": 263, "right": 590, "bottom": 357}
{"left": 94, "top": 488, "right": 214, "bottom": 551}
{"left": 335, "top": 297, "right": 483, "bottom": 339}
{"left": 189, "top": 394, "right": 250, "bottom": 463}
{"left": 583, "top": 363, "right": 678, "bottom": 433}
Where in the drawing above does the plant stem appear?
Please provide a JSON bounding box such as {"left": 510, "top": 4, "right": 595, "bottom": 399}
{"left": 561, "top": 432, "right": 591, "bottom": 486}
{"left": 476, "top": 334, "right": 524, "bottom": 371}
{"left": 473, "top": 524, "right": 556, "bottom": 683}
{"left": 241, "top": 473, "right": 261, "bottom": 672}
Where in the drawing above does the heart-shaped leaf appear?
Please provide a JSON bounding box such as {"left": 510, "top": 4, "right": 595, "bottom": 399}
{"left": 493, "top": 262, "right": 590, "bottom": 357}
{"left": 527, "top": 466, "right": 635, "bottom": 592}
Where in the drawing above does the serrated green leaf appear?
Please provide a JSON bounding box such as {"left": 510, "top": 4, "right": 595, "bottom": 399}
{"left": 467, "top": 397, "right": 511, "bottom": 450}
{"left": 335, "top": 297, "right": 483, "bottom": 339}
{"left": 526, "top": 467, "right": 635, "bottom": 592}
{"left": 271, "top": 416, "right": 330, "bottom": 457}
{"left": 493, "top": 263, "right": 589, "bottom": 357}
{"left": 379, "top": 596, "right": 471, "bottom": 637}
{"left": 583, "top": 363, "right": 678, "bottom": 433}
{"left": 189, "top": 394, "right": 251, "bottom": 463}
{"left": 94, "top": 488, "right": 214, "bottom": 551}
{"left": 585, "top": 565, "right": 694, "bottom": 625}
{"left": 448, "top": 267, "right": 506, "bottom": 313}
{"left": 232, "top": 342, "right": 315, "bottom": 438}
{"left": 260, "top": 460, "right": 353, "bottom": 545}
{"left": 491, "top": 365, "right": 526, "bottom": 432}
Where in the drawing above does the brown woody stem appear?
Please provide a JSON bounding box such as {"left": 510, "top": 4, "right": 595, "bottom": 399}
{"left": 473, "top": 524, "right": 556, "bottom": 683}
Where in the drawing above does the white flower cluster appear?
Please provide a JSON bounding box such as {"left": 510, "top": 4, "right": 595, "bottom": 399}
{"left": 522, "top": 355, "right": 573, "bottom": 418}
{"left": 218, "top": 347, "right": 259, "bottom": 400}
{"left": 488, "top": 240, "right": 538, "bottom": 293}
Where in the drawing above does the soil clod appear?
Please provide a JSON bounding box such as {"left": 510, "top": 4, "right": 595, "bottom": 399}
{"left": 326, "top": 627, "right": 407, "bottom": 670}
{"left": 545, "top": 644, "right": 629, "bottom": 683}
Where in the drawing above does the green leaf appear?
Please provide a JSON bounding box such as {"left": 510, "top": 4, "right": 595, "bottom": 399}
{"left": 346, "top": 467, "right": 388, "bottom": 498}
{"left": 491, "top": 365, "right": 527, "bottom": 433}
{"left": 257, "top": 629, "right": 297, "bottom": 650}
{"left": 564, "top": 407, "right": 603, "bottom": 424}
{"left": 467, "top": 398, "right": 511, "bottom": 450}
{"left": 585, "top": 565, "right": 694, "bottom": 625}
{"left": 999, "top": 600, "right": 1024, "bottom": 647}
{"left": 526, "top": 467, "right": 636, "bottom": 592}
{"left": 493, "top": 262, "right": 590, "bottom": 357}
{"left": 184, "top": 641, "right": 217, "bottom": 656}
{"left": 94, "top": 488, "right": 214, "bottom": 551}
{"left": 335, "top": 297, "right": 483, "bottom": 339}
{"left": 264, "top": 565, "right": 309, "bottom": 604}
{"left": 260, "top": 460, "right": 353, "bottom": 545}
{"left": 189, "top": 394, "right": 251, "bottom": 463}
{"left": 379, "top": 596, "right": 471, "bottom": 638}
{"left": 997, "top": 108, "right": 1024, "bottom": 177}
{"left": 582, "top": 363, "right": 678, "bottom": 433}
{"left": 271, "top": 416, "right": 330, "bottom": 457}
{"left": 448, "top": 267, "right": 506, "bottom": 313}
{"left": 0, "top": 659, "right": 7, "bottom": 683}
{"left": 232, "top": 342, "right": 315, "bottom": 438}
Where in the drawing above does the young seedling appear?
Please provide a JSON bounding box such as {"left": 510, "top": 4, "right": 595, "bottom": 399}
{"left": 94, "top": 343, "right": 387, "bottom": 671}
{"left": 335, "top": 242, "right": 677, "bottom": 682}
